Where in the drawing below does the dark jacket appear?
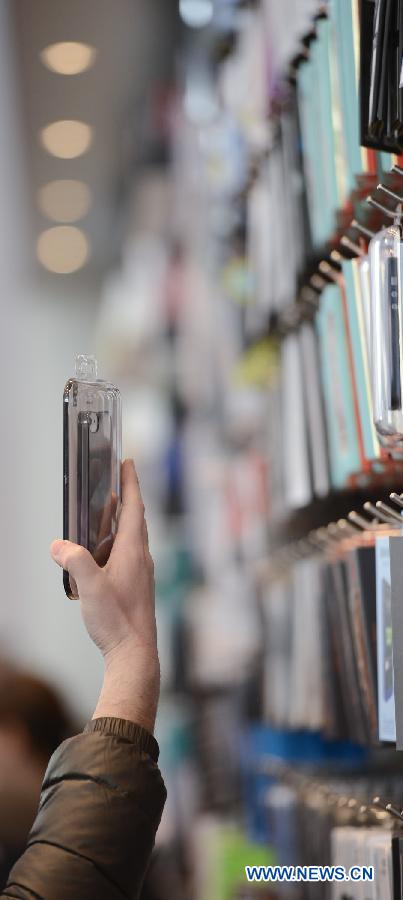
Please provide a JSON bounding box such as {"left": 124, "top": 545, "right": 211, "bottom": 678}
{"left": 1, "top": 717, "right": 167, "bottom": 900}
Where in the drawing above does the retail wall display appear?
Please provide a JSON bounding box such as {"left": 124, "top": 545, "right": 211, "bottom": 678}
{"left": 260, "top": 508, "right": 403, "bottom": 750}
{"left": 154, "top": 0, "right": 403, "bottom": 896}
{"left": 171, "top": 0, "right": 403, "bottom": 766}
{"left": 180, "top": 2, "right": 403, "bottom": 508}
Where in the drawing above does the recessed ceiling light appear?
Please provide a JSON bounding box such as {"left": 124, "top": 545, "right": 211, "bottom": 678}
{"left": 40, "top": 42, "right": 97, "bottom": 75}
{"left": 179, "top": 0, "right": 213, "bottom": 28}
{"left": 37, "top": 226, "right": 90, "bottom": 274}
{"left": 37, "top": 180, "right": 92, "bottom": 222}
{"left": 40, "top": 120, "right": 92, "bottom": 158}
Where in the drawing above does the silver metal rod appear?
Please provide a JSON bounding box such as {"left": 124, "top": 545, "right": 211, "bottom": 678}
{"left": 310, "top": 274, "right": 327, "bottom": 290}
{"left": 364, "top": 500, "right": 399, "bottom": 525}
{"left": 337, "top": 518, "right": 359, "bottom": 536}
{"left": 376, "top": 501, "right": 403, "bottom": 524}
{"left": 327, "top": 523, "right": 344, "bottom": 540}
{"left": 366, "top": 196, "right": 397, "bottom": 218}
{"left": 377, "top": 183, "right": 403, "bottom": 203}
{"left": 348, "top": 510, "right": 377, "bottom": 530}
{"left": 389, "top": 492, "right": 403, "bottom": 509}
{"left": 340, "top": 235, "right": 365, "bottom": 257}
{"left": 351, "top": 218, "right": 376, "bottom": 239}
{"left": 385, "top": 802, "right": 403, "bottom": 821}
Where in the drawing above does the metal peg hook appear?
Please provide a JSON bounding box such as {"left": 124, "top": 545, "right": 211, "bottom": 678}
{"left": 348, "top": 510, "right": 378, "bottom": 531}
{"left": 307, "top": 529, "right": 328, "bottom": 551}
{"left": 375, "top": 501, "right": 403, "bottom": 524}
{"left": 372, "top": 797, "right": 403, "bottom": 820}
{"left": 351, "top": 219, "right": 376, "bottom": 239}
{"left": 320, "top": 256, "right": 341, "bottom": 272}
{"left": 377, "top": 183, "right": 403, "bottom": 204}
{"left": 364, "top": 500, "right": 400, "bottom": 526}
{"left": 310, "top": 274, "right": 327, "bottom": 291}
{"left": 327, "top": 522, "right": 345, "bottom": 541}
{"left": 299, "top": 285, "right": 319, "bottom": 306}
{"left": 386, "top": 802, "right": 403, "bottom": 821}
{"left": 319, "top": 261, "right": 338, "bottom": 282}
{"left": 340, "top": 235, "right": 366, "bottom": 257}
{"left": 337, "top": 518, "right": 360, "bottom": 536}
{"left": 366, "top": 196, "right": 400, "bottom": 218}
{"left": 390, "top": 492, "right": 403, "bottom": 509}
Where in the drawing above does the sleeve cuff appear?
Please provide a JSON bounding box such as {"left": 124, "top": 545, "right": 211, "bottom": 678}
{"left": 84, "top": 717, "right": 160, "bottom": 763}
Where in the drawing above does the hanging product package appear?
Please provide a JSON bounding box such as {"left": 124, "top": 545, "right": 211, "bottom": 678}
{"left": 63, "top": 354, "right": 122, "bottom": 599}
{"left": 389, "top": 534, "right": 403, "bottom": 749}
{"left": 345, "top": 540, "right": 378, "bottom": 744}
{"left": 375, "top": 534, "right": 396, "bottom": 742}
{"left": 361, "top": 0, "right": 402, "bottom": 152}
{"left": 369, "top": 219, "right": 403, "bottom": 452}
{"left": 343, "top": 258, "right": 380, "bottom": 465}
{"left": 316, "top": 282, "right": 361, "bottom": 487}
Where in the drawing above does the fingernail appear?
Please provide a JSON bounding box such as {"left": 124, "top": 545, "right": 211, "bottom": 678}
{"left": 51, "top": 539, "right": 64, "bottom": 559}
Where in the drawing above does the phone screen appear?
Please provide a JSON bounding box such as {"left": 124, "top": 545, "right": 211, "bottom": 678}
{"left": 77, "top": 410, "right": 113, "bottom": 565}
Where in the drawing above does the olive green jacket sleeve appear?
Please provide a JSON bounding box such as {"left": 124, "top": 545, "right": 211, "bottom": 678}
{"left": 2, "top": 718, "right": 166, "bottom": 900}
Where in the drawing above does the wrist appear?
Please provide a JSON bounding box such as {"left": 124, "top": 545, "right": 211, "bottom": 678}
{"left": 85, "top": 717, "right": 160, "bottom": 762}
{"left": 93, "top": 642, "right": 160, "bottom": 735}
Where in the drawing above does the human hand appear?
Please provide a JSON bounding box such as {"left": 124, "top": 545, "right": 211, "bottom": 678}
{"left": 50, "top": 460, "right": 160, "bottom": 733}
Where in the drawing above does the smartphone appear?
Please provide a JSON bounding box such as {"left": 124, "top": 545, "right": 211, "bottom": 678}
{"left": 63, "top": 355, "right": 122, "bottom": 598}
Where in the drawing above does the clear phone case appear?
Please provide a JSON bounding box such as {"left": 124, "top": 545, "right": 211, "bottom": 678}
{"left": 369, "top": 222, "right": 403, "bottom": 451}
{"left": 63, "top": 355, "right": 122, "bottom": 598}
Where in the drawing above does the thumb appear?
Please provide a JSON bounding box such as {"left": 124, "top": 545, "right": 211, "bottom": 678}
{"left": 50, "top": 540, "right": 99, "bottom": 588}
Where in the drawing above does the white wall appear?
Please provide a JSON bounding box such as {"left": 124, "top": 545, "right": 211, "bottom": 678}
{"left": 11, "top": 283, "right": 104, "bottom": 720}
{"left": 0, "top": 3, "right": 103, "bottom": 719}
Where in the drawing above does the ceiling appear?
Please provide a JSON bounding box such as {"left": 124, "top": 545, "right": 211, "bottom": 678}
{"left": 12, "top": 0, "right": 180, "bottom": 279}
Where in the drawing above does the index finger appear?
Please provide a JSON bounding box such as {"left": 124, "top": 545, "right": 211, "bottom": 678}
{"left": 110, "top": 459, "right": 144, "bottom": 554}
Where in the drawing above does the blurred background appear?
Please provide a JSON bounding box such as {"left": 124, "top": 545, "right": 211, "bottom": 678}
{"left": 2, "top": 1, "right": 403, "bottom": 898}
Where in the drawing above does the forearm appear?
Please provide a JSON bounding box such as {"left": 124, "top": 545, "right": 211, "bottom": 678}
{"left": 92, "top": 643, "right": 160, "bottom": 735}
{"left": 4, "top": 727, "right": 166, "bottom": 900}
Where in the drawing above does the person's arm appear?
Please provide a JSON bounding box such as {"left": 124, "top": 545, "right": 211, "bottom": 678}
{"left": 2, "top": 460, "right": 166, "bottom": 900}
